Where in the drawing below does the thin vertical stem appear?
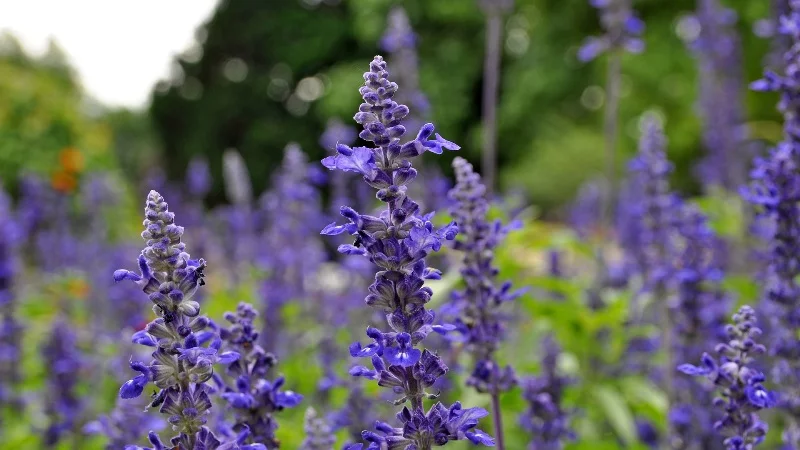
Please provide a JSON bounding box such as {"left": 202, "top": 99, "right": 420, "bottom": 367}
{"left": 658, "top": 282, "right": 675, "bottom": 449}
{"left": 481, "top": 11, "right": 503, "bottom": 197}
{"left": 601, "top": 52, "right": 621, "bottom": 236}
{"left": 490, "top": 383, "right": 506, "bottom": 450}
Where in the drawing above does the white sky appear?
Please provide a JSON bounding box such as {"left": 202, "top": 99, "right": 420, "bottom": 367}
{"left": 0, "top": 0, "right": 219, "bottom": 109}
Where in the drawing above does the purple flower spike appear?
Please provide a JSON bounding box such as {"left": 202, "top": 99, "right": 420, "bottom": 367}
{"left": 321, "top": 56, "right": 492, "bottom": 448}
{"left": 216, "top": 302, "right": 302, "bottom": 448}
{"left": 114, "top": 190, "right": 239, "bottom": 446}
{"left": 743, "top": 3, "right": 800, "bottom": 446}
{"left": 446, "top": 156, "right": 520, "bottom": 396}
{"left": 678, "top": 306, "right": 776, "bottom": 449}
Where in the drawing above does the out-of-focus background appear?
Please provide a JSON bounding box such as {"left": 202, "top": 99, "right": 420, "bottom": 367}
{"left": 0, "top": 0, "right": 787, "bottom": 448}
{"left": 0, "top": 0, "right": 777, "bottom": 208}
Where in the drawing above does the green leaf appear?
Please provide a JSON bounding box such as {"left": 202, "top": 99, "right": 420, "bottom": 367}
{"left": 594, "top": 385, "right": 637, "bottom": 446}
{"left": 623, "top": 377, "right": 668, "bottom": 414}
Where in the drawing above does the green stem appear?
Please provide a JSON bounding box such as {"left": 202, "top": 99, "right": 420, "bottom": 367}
{"left": 481, "top": 10, "right": 503, "bottom": 197}
{"left": 490, "top": 382, "right": 506, "bottom": 450}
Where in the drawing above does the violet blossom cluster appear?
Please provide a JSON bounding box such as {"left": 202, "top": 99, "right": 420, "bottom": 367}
{"left": 259, "top": 144, "right": 327, "bottom": 354}
{"left": 0, "top": 184, "right": 20, "bottom": 410}
{"left": 380, "top": 6, "right": 429, "bottom": 136}
{"left": 669, "top": 203, "right": 730, "bottom": 450}
{"left": 578, "top": 0, "right": 645, "bottom": 62}
{"left": 321, "top": 55, "right": 493, "bottom": 448}
{"left": 115, "top": 190, "right": 242, "bottom": 449}
{"left": 301, "top": 408, "right": 336, "bottom": 450}
{"left": 519, "top": 335, "right": 575, "bottom": 450}
{"left": 624, "top": 114, "right": 675, "bottom": 290}
{"left": 41, "top": 318, "right": 84, "bottom": 446}
{"left": 447, "top": 156, "right": 521, "bottom": 394}
{"left": 678, "top": 306, "right": 777, "bottom": 449}
{"left": 217, "top": 302, "right": 303, "bottom": 449}
{"left": 744, "top": 2, "right": 800, "bottom": 445}
{"left": 687, "top": 0, "right": 748, "bottom": 190}
{"left": 85, "top": 397, "right": 165, "bottom": 450}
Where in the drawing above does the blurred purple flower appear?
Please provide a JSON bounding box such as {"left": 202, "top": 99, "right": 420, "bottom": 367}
{"left": 579, "top": 0, "right": 644, "bottom": 62}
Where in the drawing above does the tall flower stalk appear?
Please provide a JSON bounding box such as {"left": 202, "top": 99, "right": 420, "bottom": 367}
{"left": 622, "top": 114, "right": 677, "bottom": 445}
{"left": 41, "top": 317, "right": 84, "bottom": 447}
{"left": 478, "top": 0, "right": 512, "bottom": 196}
{"left": 520, "top": 335, "right": 575, "bottom": 450}
{"left": 669, "top": 204, "right": 729, "bottom": 450}
{"left": 322, "top": 56, "right": 493, "bottom": 449}
{"left": 0, "top": 184, "right": 20, "bottom": 415}
{"left": 114, "top": 191, "right": 240, "bottom": 448}
{"left": 678, "top": 306, "right": 777, "bottom": 449}
{"left": 259, "top": 144, "right": 326, "bottom": 354}
{"left": 301, "top": 408, "right": 336, "bottom": 450}
{"left": 688, "top": 0, "right": 748, "bottom": 191}
{"left": 218, "top": 302, "right": 303, "bottom": 449}
{"left": 381, "top": 6, "right": 429, "bottom": 136}
{"left": 447, "top": 156, "right": 523, "bottom": 450}
{"left": 744, "top": 3, "right": 800, "bottom": 445}
{"left": 579, "top": 0, "right": 644, "bottom": 234}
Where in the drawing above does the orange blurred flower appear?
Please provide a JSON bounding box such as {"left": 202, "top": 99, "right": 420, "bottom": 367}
{"left": 51, "top": 170, "right": 77, "bottom": 193}
{"left": 59, "top": 147, "right": 84, "bottom": 173}
{"left": 67, "top": 278, "right": 90, "bottom": 298}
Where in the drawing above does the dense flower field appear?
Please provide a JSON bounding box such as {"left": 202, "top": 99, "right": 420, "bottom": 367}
{"left": 2, "top": 1, "right": 800, "bottom": 449}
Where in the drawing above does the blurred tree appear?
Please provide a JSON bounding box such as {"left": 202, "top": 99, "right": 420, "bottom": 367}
{"left": 149, "top": 0, "right": 361, "bottom": 205}
{"left": 148, "top": 0, "right": 777, "bottom": 210}
{"left": 0, "top": 33, "right": 115, "bottom": 194}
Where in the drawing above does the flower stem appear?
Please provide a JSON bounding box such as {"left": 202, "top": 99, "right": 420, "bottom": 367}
{"left": 490, "top": 383, "right": 506, "bottom": 450}
{"left": 601, "top": 51, "right": 621, "bottom": 236}
{"left": 481, "top": 9, "right": 503, "bottom": 197}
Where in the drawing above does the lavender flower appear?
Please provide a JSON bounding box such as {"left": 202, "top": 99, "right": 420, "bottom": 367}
{"left": 320, "top": 118, "right": 358, "bottom": 152}
{"left": 321, "top": 56, "right": 493, "bottom": 448}
{"left": 218, "top": 302, "right": 303, "bottom": 448}
{"left": 569, "top": 179, "right": 605, "bottom": 239}
{"left": 678, "top": 306, "right": 777, "bottom": 449}
{"left": 669, "top": 203, "right": 729, "bottom": 450}
{"left": 41, "top": 318, "right": 84, "bottom": 446}
{"left": 578, "top": 0, "right": 645, "bottom": 62}
{"left": 380, "top": 6, "right": 429, "bottom": 135}
{"left": 620, "top": 114, "right": 678, "bottom": 447}
{"left": 115, "top": 190, "right": 238, "bottom": 448}
{"left": 187, "top": 156, "right": 212, "bottom": 200}
{"left": 329, "top": 384, "right": 375, "bottom": 446}
{"left": 125, "top": 427, "right": 266, "bottom": 450}
{"left": 685, "top": 0, "right": 748, "bottom": 190}
{"left": 85, "top": 398, "right": 164, "bottom": 450}
{"left": 301, "top": 408, "right": 336, "bottom": 450}
{"left": 0, "top": 184, "right": 20, "bottom": 409}
{"left": 447, "top": 156, "right": 523, "bottom": 447}
{"left": 259, "top": 144, "right": 326, "bottom": 353}
{"left": 519, "top": 336, "right": 575, "bottom": 450}
{"left": 745, "top": 3, "right": 800, "bottom": 445}
{"left": 624, "top": 114, "right": 674, "bottom": 289}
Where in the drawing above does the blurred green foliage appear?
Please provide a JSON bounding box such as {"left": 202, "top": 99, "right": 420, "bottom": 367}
{"left": 147, "top": 0, "right": 779, "bottom": 211}
{"left": 0, "top": 34, "right": 117, "bottom": 194}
